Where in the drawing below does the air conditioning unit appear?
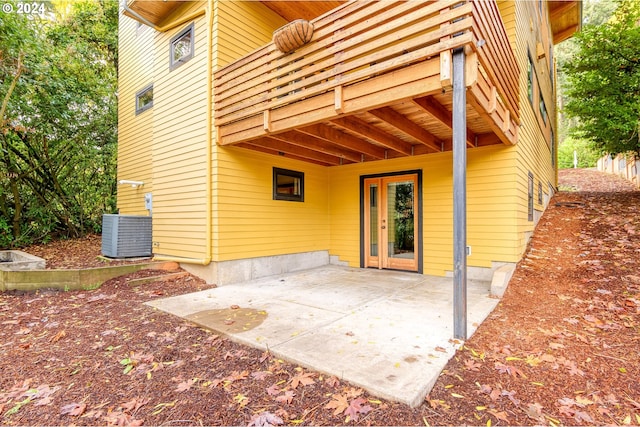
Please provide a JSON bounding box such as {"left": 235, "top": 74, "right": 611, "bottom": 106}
{"left": 101, "top": 214, "right": 152, "bottom": 258}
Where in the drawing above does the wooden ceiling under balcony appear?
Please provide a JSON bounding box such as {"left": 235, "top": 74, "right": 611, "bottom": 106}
{"left": 232, "top": 96, "right": 506, "bottom": 167}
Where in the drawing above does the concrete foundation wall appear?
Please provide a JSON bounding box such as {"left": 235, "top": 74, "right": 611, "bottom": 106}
{"left": 181, "top": 251, "right": 330, "bottom": 286}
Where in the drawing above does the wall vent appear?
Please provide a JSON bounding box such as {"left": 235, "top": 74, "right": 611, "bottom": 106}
{"left": 101, "top": 214, "right": 152, "bottom": 258}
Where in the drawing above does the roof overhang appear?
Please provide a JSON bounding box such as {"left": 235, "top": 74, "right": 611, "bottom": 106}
{"left": 123, "top": 0, "right": 344, "bottom": 28}
{"left": 548, "top": 0, "right": 583, "bottom": 44}
{"left": 261, "top": 1, "right": 345, "bottom": 21}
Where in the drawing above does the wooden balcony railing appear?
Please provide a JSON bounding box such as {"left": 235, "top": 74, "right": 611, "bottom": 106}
{"left": 214, "top": 0, "right": 519, "bottom": 147}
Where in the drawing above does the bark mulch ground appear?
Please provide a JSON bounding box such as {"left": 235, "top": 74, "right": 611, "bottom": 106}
{"left": 0, "top": 168, "right": 638, "bottom": 426}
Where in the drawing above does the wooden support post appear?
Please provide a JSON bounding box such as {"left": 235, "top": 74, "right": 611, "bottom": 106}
{"left": 465, "top": 51, "right": 478, "bottom": 88}
{"left": 263, "top": 110, "right": 271, "bottom": 133}
{"left": 489, "top": 87, "right": 497, "bottom": 114}
{"left": 335, "top": 85, "right": 344, "bottom": 113}
{"left": 452, "top": 47, "right": 467, "bottom": 340}
{"left": 440, "top": 7, "right": 452, "bottom": 89}
{"left": 440, "top": 51, "right": 452, "bottom": 89}
{"left": 503, "top": 110, "right": 511, "bottom": 133}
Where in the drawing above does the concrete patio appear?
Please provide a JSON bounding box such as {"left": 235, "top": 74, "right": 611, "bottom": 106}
{"left": 147, "top": 265, "right": 500, "bottom": 407}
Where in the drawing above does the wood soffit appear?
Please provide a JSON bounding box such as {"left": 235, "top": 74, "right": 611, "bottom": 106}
{"left": 125, "top": 0, "right": 184, "bottom": 27}
{"left": 261, "top": 1, "right": 346, "bottom": 22}
{"left": 548, "top": 0, "right": 582, "bottom": 44}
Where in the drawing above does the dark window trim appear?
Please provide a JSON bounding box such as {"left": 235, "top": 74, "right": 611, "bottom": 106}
{"left": 538, "top": 82, "right": 548, "bottom": 125}
{"left": 135, "top": 84, "right": 153, "bottom": 115}
{"left": 273, "top": 167, "right": 304, "bottom": 202}
{"left": 527, "top": 50, "right": 535, "bottom": 106}
{"left": 528, "top": 172, "right": 534, "bottom": 222}
{"left": 550, "top": 127, "right": 556, "bottom": 166}
{"left": 538, "top": 181, "right": 543, "bottom": 205}
{"left": 359, "top": 169, "right": 423, "bottom": 274}
{"left": 170, "top": 23, "right": 194, "bottom": 70}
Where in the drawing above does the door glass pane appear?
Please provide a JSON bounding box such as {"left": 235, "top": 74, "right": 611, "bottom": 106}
{"left": 369, "top": 184, "right": 378, "bottom": 257}
{"left": 387, "top": 181, "right": 414, "bottom": 259}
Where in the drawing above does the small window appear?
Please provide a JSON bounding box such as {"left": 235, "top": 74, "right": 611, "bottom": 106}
{"left": 135, "top": 84, "right": 153, "bottom": 114}
{"left": 170, "top": 24, "right": 194, "bottom": 70}
{"left": 539, "top": 84, "right": 548, "bottom": 125}
{"left": 550, "top": 127, "right": 555, "bottom": 166}
{"left": 527, "top": 52, "right": 534, "bottom": 106}
{"left": 538, "top": 181, "right": 543, "bottom": 205}
{"left": 549, "top": 45, "right": 554, "bottom": 86}
{"left": 528, "top": 172, "right": 534, "bottom": 221}
{"left": 273, "top": 167, "right": 304, "bottom": 202}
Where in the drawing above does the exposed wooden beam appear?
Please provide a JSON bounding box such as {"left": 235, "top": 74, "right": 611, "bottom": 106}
{"left": 298, "top": 124, "right": 386, "bottom": 159}
{"left": 413, "top": 96, "right": 476, "bottom": 148}
{"left": 331, "top": 117, "right": 413, "bottom": 156}
{"left": 476, "top": 133, "right": 501, "bottom": 147}
{"left": 549, "top": 1, "right": 576, "bottom": 21}
{"left": 247, "top": 137, "right": 343, "bottom": 165}
{"left": 270, "top": 131, "right": 362, "bottom": 163}
{"left": 236, "top": 143, "right": 332, "bottom": 167}
{"left": 368, "top": 107, "right": 441, "bottom": 153}
{"left": 553, "top": 24, "right": 580, "bottom": 44}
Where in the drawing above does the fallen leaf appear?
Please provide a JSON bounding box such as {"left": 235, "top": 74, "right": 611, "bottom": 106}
{"left": 575, "top": 395, "right": 594, "bottom": 406}
{"left": 60, "top": 402, "right": 86, "bottom": 416}
{"left": 290, "top": 370, "right": 315, "bottom": 389}
{"left": 175, "top": 378, "right": 197, "bottom": 392}
{"left": 344, "top": 397, "right": 373, "bottom": 422}
{"left": 50, "top": 330, "right": 66, "bottom": 342}
{"left": 275, "top": 390, "right": 295, "bottom": 404}
{"left": 325, "top": 393, "right": 349, "bottom": 416}
{"left": 464, "top": 359, "right": 482, "bottom": 371}
{"left": 325, "top": 376, "right": 340, "bottom": 388}
{"left": 487, "top": 409, "right": 509, "bottom": 423}
{"left": 251, "top": 371, "right": 271, "bottom": 381}
{"left": 121, "top": 397, "right": 149, "bottom": 412}
{"left": 248, "top": 411, "right": 284, "bottom": 427}
{"left": 234, "top": 393, "right": 249, "bottom": 407}
{"left": 525, "top": 402, "right": 544, "bottom": 422}
{"left": 266, "top": 384, "right": 280, "bottom": 396}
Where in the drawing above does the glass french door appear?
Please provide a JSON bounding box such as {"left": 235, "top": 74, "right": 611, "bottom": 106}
{"left": 364, "top": 173, "right": 418, "bottom": 272}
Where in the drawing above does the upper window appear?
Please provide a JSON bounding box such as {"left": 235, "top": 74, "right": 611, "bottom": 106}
{"left": 170, "top": 24, "right": 194, "bottom": 70}
{"left": 273, "top": 167, "right": 304, "bottom": 202}
{"left": 550, "top": 127, "right": 555, "bottom": 166}
{"left": 538, "top": 85, "right": 548, "bottom": 125}
{"left": 527, "top": 51, "right": 535, "bottom": 106}
{"left": 538, "top": 181, "right": 543, "bottom": 205}
{"left": 135, "top": 84, "right": 153, "bottom": 115}
{"left": 528, "top": 172, "right": 534, "bottom": 222}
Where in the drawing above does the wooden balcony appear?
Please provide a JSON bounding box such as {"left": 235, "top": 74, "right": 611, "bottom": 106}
{"left": 214, "top": 0, "right": 520, "bottom": 166}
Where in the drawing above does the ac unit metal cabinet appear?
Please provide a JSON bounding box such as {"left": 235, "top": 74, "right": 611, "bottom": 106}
{"left": 101, "top": 214, "right": 152, "bottom": 258}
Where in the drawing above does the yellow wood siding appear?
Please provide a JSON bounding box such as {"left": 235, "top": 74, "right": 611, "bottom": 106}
{"left": 213, "top": 1, "right": 286, "bottom": 69}
{"left": 211, "top": 1, "right": 312, "bottom": 262}
{"left": 213, "top": 147, "right": 330, "bottom": 261}
{"left": 327, "top": 145, "right": 520, "bottom": 276}
{"left": 511, "top": 0, "right": 557, "bottom": 256}
{"left": 151, "top": 2, "right": 209, "bottom": 259}
{"left": 116, "top": 0, "right": 562, "bottom": 276}
{"left": 117, "top": 17, "right": 154, "bottom": 215}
